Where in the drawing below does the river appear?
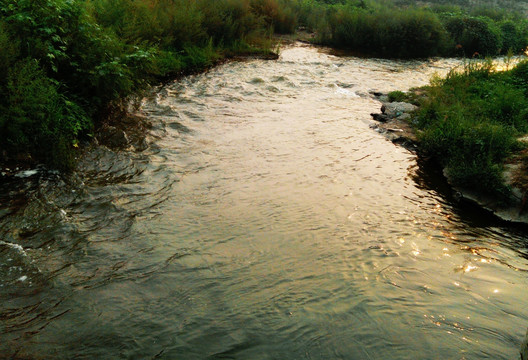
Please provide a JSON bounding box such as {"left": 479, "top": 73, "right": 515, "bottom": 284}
{"left": 1, "top": 43, "right": 527, "bottom": 359}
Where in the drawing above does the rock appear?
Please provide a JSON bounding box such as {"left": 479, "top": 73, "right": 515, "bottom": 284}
{"left": 14, "top": 169, "right": 39, "bottom": 178}
{"left": 447, "top": 169, "right": 528, "bottom": 224}
{"left": 382, "top": 102, "right": 417, "bottom": 117}
{"left": 369, "top": 93, "right": 419, "bottom": 150}
{"left": 396, "top": 113, "right": 411, "bottom": 121}
{"left": 371, "top": 113, "right": 390, "bottom": 122}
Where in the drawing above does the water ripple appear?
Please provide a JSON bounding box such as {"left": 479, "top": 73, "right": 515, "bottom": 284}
{"left": 0, "top": 44, "right": 527, "bottom": 359}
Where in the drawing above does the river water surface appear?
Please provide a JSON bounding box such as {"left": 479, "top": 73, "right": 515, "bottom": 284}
{"left": 1, "top": 43, "right": 528, "bottom": 359}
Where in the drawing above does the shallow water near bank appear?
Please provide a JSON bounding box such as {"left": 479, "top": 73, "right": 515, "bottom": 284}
{"left": 1, "top": 43, "right": 527, "bottom": 359}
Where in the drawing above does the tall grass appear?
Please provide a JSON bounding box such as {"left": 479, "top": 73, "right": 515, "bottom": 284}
{"left": 297, "top": 0, "right": 528, "bottom": 58}
{"left": 321, "top": 7, "right": 449, "bottom": 58}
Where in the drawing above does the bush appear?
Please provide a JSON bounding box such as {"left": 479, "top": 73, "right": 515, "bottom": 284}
{"left": 0, "top": 59, "right": 89, "bottom": 169}
{"left": 510, "top": 60, "right": 528, "bottom": 91}
{"left": 499, "top": 20, "right": 527, "bottom": 54}
{"left": 199, "top": 0, "right": 261, "bottom": 45}
{"left": 377, "top": 9, "right": 449, "bottom": 58}
{"left": 0, "top": 0, "right": 100, "bottom": 168}
{"left": 388, "top": 91, "right": 407, "bottom": 102}
{"left": 323, "top": 6, "right": 450, "bottom": 58}
{"left": 250, "top": 0, "right": 297, "bottom": 34}
{"left": 442, "top": 15, "right": 502, "bottom": 56}
{"left": 312, "top": 0, "right": 528, "bottom": 58}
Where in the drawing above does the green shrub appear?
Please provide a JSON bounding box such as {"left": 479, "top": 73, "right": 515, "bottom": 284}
{"left": 388, "top": 91, "right": 407, "bottom": 102}
{"left": 442, "top": 15, "right": 502, "bottom": 56}
{"left": 510, "top": 60, "right": 528, "bottom": 91}
{"left": 0, "top": 59, "right": 89, "bottom": 169}
{"left": 323, "top": 6, "right": 449, "bottom": 58}
{"left": 376, "top": 9, "right": 449, "bottom": 58}
{"left": 200, "top": 0, "right": 259, "bottom": 45}
{"left": 0, "top": 21, "right": 18, "bottom": 80}
{"left": 250, "top": 0, "right": 297, "bottom": 34}
{"left": 311, "top": 1, "right": 528, "bottom": 58}
{"left": 0, "top": 0, "right": 150, "bottom": 168}
{"left": 152, "top": 50, "right": 185, "bottom": 77}
{"left": 499, "top": 20, "right": 527, "bottom": 54}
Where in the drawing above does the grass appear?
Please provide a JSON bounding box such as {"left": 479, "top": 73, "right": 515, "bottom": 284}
{"left": 412, "top": 60, "right": 528, "bottom": 198}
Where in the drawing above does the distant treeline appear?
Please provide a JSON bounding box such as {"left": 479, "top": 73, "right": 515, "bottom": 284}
{"left": 1, "top": 0, "right": 527, "bottom": 169}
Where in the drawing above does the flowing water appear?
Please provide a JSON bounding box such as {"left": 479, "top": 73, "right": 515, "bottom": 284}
{"left": 1, "top": 43, "right": 528, "bottom": 359}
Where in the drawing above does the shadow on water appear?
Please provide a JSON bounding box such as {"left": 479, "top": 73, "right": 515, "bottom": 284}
{"left": 410, "top": 156, "right": 528, "bottom": 258}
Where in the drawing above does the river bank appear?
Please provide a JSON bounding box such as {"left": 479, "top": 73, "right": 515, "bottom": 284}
{"left": 0, "top": 0, "right": 291, "bottom": 172}
{"left": 4, "top": 0, "right": 528, "bottom": 172}
{"left": 0, "top": 28, "right": 310, "bottom": 177}
{"left": 0, "top": 47, "right": 279, "bottom": 177}
{"left": 370, "top": 87, "right": 528, "bottom": 225}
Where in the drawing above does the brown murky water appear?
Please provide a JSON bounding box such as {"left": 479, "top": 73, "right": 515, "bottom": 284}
{"left": 1, "top": 43, "right": 527, "bottom": 359}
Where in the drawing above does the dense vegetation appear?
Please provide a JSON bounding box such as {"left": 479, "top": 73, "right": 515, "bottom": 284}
{"left": 0, "top": 0, "right": 294, "bottom": 169}
{"left": 1, "top": 0, "right": 528, "bottom": 170}
{"left": 296, "top": 0, "right": 528, "bottom": 57}
{"left": 410, "top": 60, "right": 528, "bottom": 198}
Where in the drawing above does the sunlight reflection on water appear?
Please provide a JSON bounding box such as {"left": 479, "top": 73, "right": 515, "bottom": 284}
{"left": 0, "top": 43, "right": 527, "bottom": 359}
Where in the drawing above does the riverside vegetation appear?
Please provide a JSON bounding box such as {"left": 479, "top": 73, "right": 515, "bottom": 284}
{"left": 2, "top": 0, "right": 528, "bottom": 200}
{"left": 0, "top": 0, "right": 294, "bottom": 169}
{"left": 410, "top": 59, "right": 528, "bottom": 201}
{"left": 377, "top": 58, "right": 528, "bottom": 203}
